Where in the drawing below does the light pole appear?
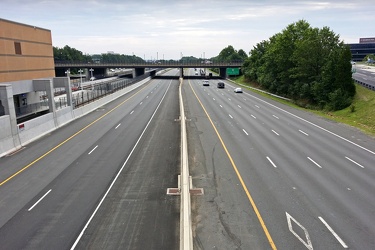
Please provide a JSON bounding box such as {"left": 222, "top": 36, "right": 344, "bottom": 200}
{"left": 78, "top": 69, "right": 83, "bottom": 89}
{"left": 89, "top": 68, "right": 94, "bottom": 80}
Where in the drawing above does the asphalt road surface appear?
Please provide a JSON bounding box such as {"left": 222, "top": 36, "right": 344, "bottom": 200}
{"left": 0, "top": 70, "right": 180, "bottom": 249}
{"left": 1, "top": 67, "right": 374, "bottom": 250}
{"left": 184, "top": 68, "right": 375, "bottom": 249}
{"left": 352, "top": 64, "right": 375, "bottom": 89}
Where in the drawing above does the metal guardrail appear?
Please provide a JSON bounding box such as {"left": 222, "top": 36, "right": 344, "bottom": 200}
{"left": 353, "top": 79, "right": 375, "bottom": 91}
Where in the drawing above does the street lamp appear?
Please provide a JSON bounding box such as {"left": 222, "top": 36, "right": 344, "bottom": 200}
{"left": 89, "top": 68, "right": 94, "bottom": 81}
{"left": 78, "top": 69, "right": 83, "bottom": 89}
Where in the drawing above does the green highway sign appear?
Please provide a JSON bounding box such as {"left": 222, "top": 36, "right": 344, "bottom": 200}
{"left": 226, "top": 68, "right": 240, "bottom": 76}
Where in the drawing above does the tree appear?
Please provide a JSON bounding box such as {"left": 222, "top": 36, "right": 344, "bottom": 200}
{"left": 53, "top": 45, "right": 91, "bottom": 63}
{"left": 217, "top": 45, "right": 247, "bottom": 62}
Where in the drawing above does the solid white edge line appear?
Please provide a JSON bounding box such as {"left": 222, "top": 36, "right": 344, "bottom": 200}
{"left": 307, "top": 157, "right": 322, "bottom": 168}
{"left": 319, "top": 216, "right": 348, "bottom": 248}
{"left": 241, "top": 91, "right": 375, "bottom": 155}
{"left": 88, "top": 145, "right": 98, "bottom": 155}
{"left": 70, "top": 80, "right": 172, "bottom": 250}
{"left": 266, "top": 156, "right": 277, "bottom": 168}
{"left": 28, "top": 189, "right": 52, "bottom": 211}
{"left": 345, "top": 157, "right": 365, "bottom": 168}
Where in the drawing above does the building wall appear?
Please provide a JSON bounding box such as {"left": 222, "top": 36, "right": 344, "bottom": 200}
{"left": 0, "top": 18, "right": 55, "bottom": 83}
{"left": 349, "top": 43, "right": 375, "bottom": 62}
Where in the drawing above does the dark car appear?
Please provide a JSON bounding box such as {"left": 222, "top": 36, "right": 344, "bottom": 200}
{"left": 217, "top": 81, "right": 225, "bottom": 88}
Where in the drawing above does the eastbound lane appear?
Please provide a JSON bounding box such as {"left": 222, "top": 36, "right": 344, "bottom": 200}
{"left": 0, "top": 70, "right": 180, "bottom": 249}
{"left": 184, "top": 70, "right": 375, "bottom": 249}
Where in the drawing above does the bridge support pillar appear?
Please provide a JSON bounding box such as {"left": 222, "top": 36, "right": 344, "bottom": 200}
{"left": 219, "top": 68, "right": 227, "bottom": 78}
{"left": 180, "top": 68, "right": 184, "bottom": 77}
{"left": 134, "top": 68, "right": 145, "bottom": 77}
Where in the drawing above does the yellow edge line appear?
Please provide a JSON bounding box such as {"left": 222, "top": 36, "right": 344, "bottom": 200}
{"left": 0, "top": 84, "right": 149, "bottom": 187}
{"left": 187, "top": 79, "right": 277, "bottom": 250}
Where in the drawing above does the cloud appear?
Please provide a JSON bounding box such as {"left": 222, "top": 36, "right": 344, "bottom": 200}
{"left": 1, "top": 0, "right": 374, "bottom": 59}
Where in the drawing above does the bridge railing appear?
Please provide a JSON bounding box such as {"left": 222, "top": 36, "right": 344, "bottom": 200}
{"left": 54, "top": 60, "right": 244, "bottom": 68}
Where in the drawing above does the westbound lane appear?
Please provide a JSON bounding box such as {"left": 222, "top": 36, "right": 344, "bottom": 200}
{"left": 0, "top": 70, "right": 180, "bottom": 249}
{"left": 73, "top": 76, "right": 180, "bottom": 249}
{"left": 184, "top": 70, "right": 375, "bottom": 249}
{"left": 352, "top": 65, "right": 375, "bottom": 89}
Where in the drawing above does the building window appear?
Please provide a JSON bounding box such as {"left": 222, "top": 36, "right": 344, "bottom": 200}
{"left": 14, "top": 42, "right": 22, "bottom": 55}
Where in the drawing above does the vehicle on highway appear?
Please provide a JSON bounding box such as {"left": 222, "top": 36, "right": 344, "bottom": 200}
{"left": 203, "top": 80, "right": 210, "bottom": 86}
{"left": 217, "top": 81, "right": 225, "bottom": 88}
{"left": 195, "top": 72, "right": 198, "bottom": 75}
{"left": 234, "top": 87, "right": 242, "bottom": 93}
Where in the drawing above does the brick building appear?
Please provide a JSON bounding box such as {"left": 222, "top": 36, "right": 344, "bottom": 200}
{"left": 0, "top": 18, "right": 55, "bottom": 82}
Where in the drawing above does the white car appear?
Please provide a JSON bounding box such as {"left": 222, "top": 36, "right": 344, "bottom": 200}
{"left": 203, "top": 80, "right": 210, "bottom": 86}
{"left": 234, "top": 87, "right": 242, "bottom": 93}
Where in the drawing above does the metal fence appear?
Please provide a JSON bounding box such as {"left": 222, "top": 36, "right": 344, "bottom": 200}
{"left": 53, "top": 73, "right": 151, "bottom": 110}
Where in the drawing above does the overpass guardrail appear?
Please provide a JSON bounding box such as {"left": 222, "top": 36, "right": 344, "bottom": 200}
{"left": 55, "top": 61, "right": 244, "bottom": 68}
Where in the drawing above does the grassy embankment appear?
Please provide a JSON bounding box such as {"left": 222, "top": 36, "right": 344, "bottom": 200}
{"left": 231, "top": 76, "right": 375, "bottom": 137}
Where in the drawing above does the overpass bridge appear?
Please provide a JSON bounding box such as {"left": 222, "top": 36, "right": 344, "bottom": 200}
{"left": 55, "top": 61, "right": 243, "bottom": 78}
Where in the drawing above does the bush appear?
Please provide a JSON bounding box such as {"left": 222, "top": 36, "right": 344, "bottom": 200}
{"left": 327, "top": 89, "right": 352, "bottom": 110}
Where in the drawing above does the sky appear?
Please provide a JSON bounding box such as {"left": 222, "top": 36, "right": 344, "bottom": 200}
{"left": 1, "top": 0, "right": 374, "bottom": 60}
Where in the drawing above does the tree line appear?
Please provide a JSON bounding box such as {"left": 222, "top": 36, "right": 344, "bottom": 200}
{"left": 53, "top": 45, "right": 144, "bottom": 64}
{"left": 242, "top": 20, "right": 355, "bottom": 111}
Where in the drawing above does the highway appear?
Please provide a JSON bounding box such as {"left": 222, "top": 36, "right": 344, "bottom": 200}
{"left": 352, "top": 64, "right": 375, "bottom": 90}
{"left": 0, "top": 67, "right": 374, "bottom": 249}
{"left": 183, "top": 68, "right": 375, "bottom": 249}
{"left": 0, "top": 69, "right": 180, "bottom": 249}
